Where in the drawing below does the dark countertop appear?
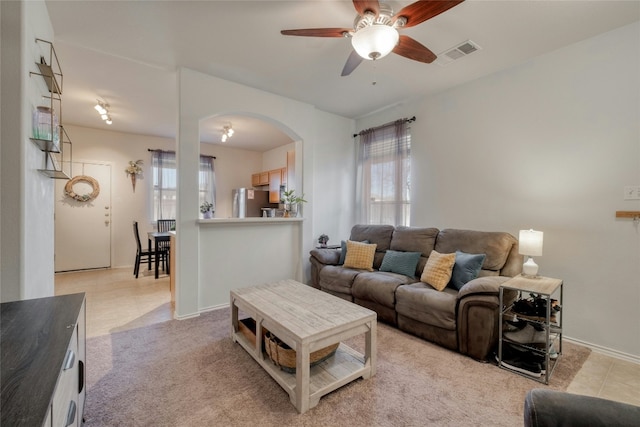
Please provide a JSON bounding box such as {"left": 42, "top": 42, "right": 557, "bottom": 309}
{"left": 1, "top": 293, "right": 85, "bottom": 426}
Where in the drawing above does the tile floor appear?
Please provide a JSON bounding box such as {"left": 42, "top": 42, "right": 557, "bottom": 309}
{"left": 55, "top": 267, "right": 640, "bottom": 407}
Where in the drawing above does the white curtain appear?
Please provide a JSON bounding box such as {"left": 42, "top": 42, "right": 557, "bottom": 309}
{"left": 150, "top": 151, "right": 216, "bottom": 222}
{"left": 199, "top": 156, "right": 216, "bottom": 211}
{"left": 151, "top": 150, "right": 176, "bottom": 221}
{"left": 356, "top": 119, "right": 411, "bottom": 226}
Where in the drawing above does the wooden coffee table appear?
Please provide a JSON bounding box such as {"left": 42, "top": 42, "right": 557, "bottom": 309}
{"left": 230, "top": 280, "right": 377, "bottom": 414}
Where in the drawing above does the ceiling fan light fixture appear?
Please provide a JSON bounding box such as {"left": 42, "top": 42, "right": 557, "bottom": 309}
{"left": 221, "top": 124, "right": 234, "bottom": 142}
{"left": 351, "top": 24, "right": 399, "bottom": 60}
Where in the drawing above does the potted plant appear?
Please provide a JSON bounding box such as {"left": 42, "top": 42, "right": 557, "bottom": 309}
{"left": 200, "top": 201, "right": 214, "bottom": 219}
{"left": 281, "top": 189, "right": 307, "bottom": 217}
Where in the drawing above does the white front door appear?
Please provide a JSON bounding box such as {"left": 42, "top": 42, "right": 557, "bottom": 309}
{"left": 55, "top": 162, "right": 112, "bottom": 272}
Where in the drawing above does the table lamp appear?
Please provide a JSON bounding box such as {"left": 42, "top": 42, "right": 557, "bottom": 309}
{"left": 519, "top": 229, "right": 544, "bottom": 277}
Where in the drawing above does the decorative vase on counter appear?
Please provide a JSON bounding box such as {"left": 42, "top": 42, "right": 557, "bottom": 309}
{"left": 203, "top": 211, "right": 213, "bottom": 219}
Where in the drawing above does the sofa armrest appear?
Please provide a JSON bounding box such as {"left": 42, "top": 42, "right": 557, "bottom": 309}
{"left": 524, "top": 389, "right": 640, "bottom": 427}
{"left": 310, "top": 248, "right": 341, "bottom": 266}
{"left": 457, "top": 276, "right": 511, "bottom": 299}
{"left": 456, "top": 276, "right": 517, "bottom": 360}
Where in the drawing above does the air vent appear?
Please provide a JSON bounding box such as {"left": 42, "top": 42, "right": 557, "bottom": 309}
{"left": 436, "top": 40, "right": 482, "bottom": 66}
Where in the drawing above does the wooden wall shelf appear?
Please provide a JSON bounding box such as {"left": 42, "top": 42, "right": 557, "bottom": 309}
{"left": 615, "top": 211, "right": 640, "bottom": 219}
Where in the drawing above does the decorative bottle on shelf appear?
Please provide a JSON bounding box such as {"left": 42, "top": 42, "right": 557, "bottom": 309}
{"left": 33, "top": 106, "right": 59, "bottom": 150}
{"left": 33, "top": 106, "right": 52, "bottom": 140}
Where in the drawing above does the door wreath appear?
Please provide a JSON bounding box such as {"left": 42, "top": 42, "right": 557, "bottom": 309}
{"left": 64, "top": 175, "right": 100, "bottom": 202}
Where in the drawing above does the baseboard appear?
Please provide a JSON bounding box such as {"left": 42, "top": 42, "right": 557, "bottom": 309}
{"left": 173, "top": 312, "right": 200, "bottom": 320}
{"left": 199, "top": 303, "right": 230, "bottom": 314}
{"left": 564, "top": 336, "right": 640, "bottom": 364}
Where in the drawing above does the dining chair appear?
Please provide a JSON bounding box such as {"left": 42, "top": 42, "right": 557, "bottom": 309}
{"left": 156, "top": 219, "right": 175, "bottom": 273}
{"left": 133, "top": 221, "right": 166, "bottom": 278}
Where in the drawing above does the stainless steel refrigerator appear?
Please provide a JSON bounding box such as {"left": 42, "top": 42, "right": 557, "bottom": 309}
{"left": 232, "top": 188, "right": 274, "bottom": 218}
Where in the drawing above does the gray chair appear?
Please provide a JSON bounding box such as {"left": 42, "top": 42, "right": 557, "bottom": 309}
{"left": 524, "top": 388, "right": 640, "bottom": 427}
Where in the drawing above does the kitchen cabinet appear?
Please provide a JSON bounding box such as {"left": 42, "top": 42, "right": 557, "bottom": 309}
{"left": 252, "top": 168, "right": 286, "bottom": 203}
{"left": 1, "top": 293, "right": 86, "bottom": 426}
{"left": 251, "top": 172, "right": 269, "bottom": 187}
{"left": 268, "top": 169, "right": 282, "bottom": 203}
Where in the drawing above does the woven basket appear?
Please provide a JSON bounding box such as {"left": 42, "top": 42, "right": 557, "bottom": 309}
{"left": 265, "top": 331, "right": 339, "bottom": 373}
{"left": 238, "top": 317, "right": 267, "bottom": 350}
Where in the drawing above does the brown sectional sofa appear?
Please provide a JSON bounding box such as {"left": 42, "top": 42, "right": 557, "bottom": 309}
{"left": 309, "top": 225, "right": 523, "bottom": 361}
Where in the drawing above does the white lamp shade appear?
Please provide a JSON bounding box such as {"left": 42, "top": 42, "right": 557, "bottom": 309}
{"left": 519, "top": 229, "right": 543, "bottom": 256}
{"left": 351, "top": 25, "right": 399, "bottom": 60}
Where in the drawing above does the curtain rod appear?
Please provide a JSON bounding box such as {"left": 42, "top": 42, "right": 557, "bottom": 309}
{"left": 147, "top": 148, "right": 216, "bottom": 159}
{"left": 353, "top": 116, "right": 416, "bottom": 138}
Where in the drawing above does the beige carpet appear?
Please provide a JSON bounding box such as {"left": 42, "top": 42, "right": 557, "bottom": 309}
{"left": 84, "top": 308, "right": 590, "bottom": 426}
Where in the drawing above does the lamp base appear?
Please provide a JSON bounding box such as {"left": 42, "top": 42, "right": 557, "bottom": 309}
{"left": 522, "top": 257, "right": 539, "bottom": 277}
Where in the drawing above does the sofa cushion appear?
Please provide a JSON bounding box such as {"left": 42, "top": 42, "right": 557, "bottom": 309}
{"left": 396, "top": 282, "right": 458, "bottom": 330}
{"left": 390, "top": 226, "right": 439, "bottom": 257}
{"left": 420, "top": 250, "right": 456, "bottom": 291}
{"left": 352, "top": 272, "right": 413, "bottom": 309}
{"left": 350, "top": 225, "right": 394, "bottom": 253}
{"left": 379, "top": 250, "right": 421, "bottom": 277}
{"left": 435, "top": 229, "right": 517, "bottom": 273}
{"left": 343, "top": 240, "right": 377, "bottom": 271}
{"left": 449, "top": 251, "right": 487, "bottom": 290}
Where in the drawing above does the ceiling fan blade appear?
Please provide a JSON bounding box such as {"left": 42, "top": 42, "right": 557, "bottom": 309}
{"left": 392, "top": 0, "right": 464, "bottom": 28}
{"left": 281, "top": 28, "right": 351, "bottom": 38}
{"left": 393, "top": 35, "right": 437, "bottom": 63}
{"left": 341, "top": 50, "right": 364, "bottom": 76}
{"left": 353, "top": 0, "right": 380, "bottom": 16}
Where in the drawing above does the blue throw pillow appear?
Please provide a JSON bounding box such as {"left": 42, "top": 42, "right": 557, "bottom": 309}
{"left": 449, "top": 251, "right": 486, "bottom": 290}
{"left": 339, "top": 239, "right": 369, "bottom": 265}
{"left": 379, "top": 250, "right": 422, "bottom": 277}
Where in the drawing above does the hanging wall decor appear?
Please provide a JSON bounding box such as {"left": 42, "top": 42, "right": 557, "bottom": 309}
{"left": 125, "top": 159, "right": 143, "bottom": 192}
{"left": 64, "top": 175, "right": 100, "bottom": 202}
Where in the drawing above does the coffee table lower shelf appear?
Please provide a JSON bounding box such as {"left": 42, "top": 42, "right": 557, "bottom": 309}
{"left": 233, "top": 330, "right": 370, "bottom": 411}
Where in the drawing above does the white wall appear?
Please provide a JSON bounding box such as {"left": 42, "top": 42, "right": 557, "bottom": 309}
{"left": 1, "top": 0, "right": 56, "bottom": 301}
{"left": 200, "top": 143, "right": 262, "bottom": 219}
{"left": 357, "top": 22, "right": 640, "bottom": 359}
{"left": 176, "top": 68, "right": 355, "bottom": 317}
{"left": 63, "top": 124, "right": 265, "bottom": 267}
{"left": 262, "top": 142, "right": 294, "bottom": 172}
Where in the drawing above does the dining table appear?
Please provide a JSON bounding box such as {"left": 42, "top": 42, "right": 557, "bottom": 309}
{"left": 147, "top": 231, "right": 171, "bottom": 279}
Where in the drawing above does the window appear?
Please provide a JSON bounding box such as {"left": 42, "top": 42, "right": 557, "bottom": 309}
{"left": 356, "top": 119, "right": 411, "bottom": 226}
{"left": 150, "top": 151, "right": 216, "bottom": 222}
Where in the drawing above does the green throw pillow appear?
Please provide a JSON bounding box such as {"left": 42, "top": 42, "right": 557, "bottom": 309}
{"left": 379, "top": 250, "right": 422, "bottom": 277}
{"left": 449, "top": 250, "right": 486, "bottom": 290}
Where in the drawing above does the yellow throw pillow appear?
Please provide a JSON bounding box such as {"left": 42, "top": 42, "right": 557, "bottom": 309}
{"left": 343, "top": 240, "right": 377, "bottom": 271}
{"left": 420, "top": 250, "right": 456, "bottom": 291}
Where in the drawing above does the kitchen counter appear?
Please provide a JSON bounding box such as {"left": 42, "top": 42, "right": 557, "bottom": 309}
{"left": 198, "top": 217, "right": 303, "bottom": 224}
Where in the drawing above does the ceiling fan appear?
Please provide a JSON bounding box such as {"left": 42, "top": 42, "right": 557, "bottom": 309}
{"left": 281, "top": 0, "right": 465, "bottom": 76}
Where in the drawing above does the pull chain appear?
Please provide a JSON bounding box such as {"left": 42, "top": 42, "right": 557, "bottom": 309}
{"left": 371, "top": 61, "right": 377, "bottom": 86}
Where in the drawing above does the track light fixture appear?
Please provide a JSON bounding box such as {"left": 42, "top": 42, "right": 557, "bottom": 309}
{"left": 94, "top": 100, "right": 113, "bottom": 125}
{"left": 221, "top": 124, "right": 234, "bottom": 142}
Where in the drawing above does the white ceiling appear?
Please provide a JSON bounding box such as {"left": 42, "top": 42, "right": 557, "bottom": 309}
{"left": 45, "top": 0, "right": 639, "bottom": 152}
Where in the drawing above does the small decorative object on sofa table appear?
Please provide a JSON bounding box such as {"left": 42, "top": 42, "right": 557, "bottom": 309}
{"left": 318, "top": 234, "right": 329, "bottom": 247}
{"left": 200, "top": 201, "right": 214, "bottom": 219}
{"left": 125, "top": 159, "right": 143, "bottom": 192}
{"left": 519, "top": 229, "right": 543, "bottom": 277}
